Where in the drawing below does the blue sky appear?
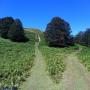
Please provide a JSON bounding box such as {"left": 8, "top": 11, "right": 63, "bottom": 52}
{"left": 0, "top": 0, "right": 90, "bottom": 35}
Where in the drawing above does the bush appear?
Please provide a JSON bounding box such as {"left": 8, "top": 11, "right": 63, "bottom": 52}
{"left": 75, "top": 29, "right": 90, "bottom": 47}
{"left": 45, "top": 17, "right": 74, "bottom": 47}
{"left": 67, "top": 36, "right": 74, "bottom": 46}
{"left": 82, "top": 29, "right": 90, "bottom": 47}
{"left": 75, "top": 31, "right": 84, "bottom": 44}
{"left": 0, "top": 17, "right": 28, "bottom": 42}
{"left": 8, "top": 19, "right": 28, "bottom": 42}
{"left": 0, "top": 17, "right": 14, "bottom": 38}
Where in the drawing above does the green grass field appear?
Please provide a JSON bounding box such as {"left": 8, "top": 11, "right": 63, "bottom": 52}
{"left": 0, "top": 29, "right": 90, "bottom": 89}
{"left": 0, "top": 31, "right": 35, "bottom": 88}
{"left": 39, "top": 33, "right": 77, "bottom": 83}
{"left": 77, "top": 46, "right": 90, "bottom": 71}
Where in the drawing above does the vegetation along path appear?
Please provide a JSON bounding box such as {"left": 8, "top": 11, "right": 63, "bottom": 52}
{"left": 20, "top": 41, "right": 57, "bottom": 90}
{"left": 57, "top": 53, "right": 90, "bottom": 90}
{"left": 20, "top": 37, "right": 90, "bottom": 90}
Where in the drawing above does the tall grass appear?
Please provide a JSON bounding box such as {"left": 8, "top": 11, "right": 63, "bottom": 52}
{"left": 0, "top": 32, "right": 35, "bottom": 88}
{"left": 77, "top": 46, "right": 90, "bottom": 71}
{"left": 39, "top": 33, "right": 76, "bottom": 83}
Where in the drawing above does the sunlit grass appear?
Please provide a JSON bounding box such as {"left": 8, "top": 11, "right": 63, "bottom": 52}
{"left": 0, "top": 32, "right": 35, "bottom": 88}
{"left": 39, "top": 33, "right": 76, "bottom": 83}
{"left": 77, "top": 46, "right": 90, "bottom": 71}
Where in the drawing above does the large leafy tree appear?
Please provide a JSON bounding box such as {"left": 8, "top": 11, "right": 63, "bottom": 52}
{"left": 45, "top": 17, "right": 74, "bottom": 47}
{"left": 0, "top": 17, "right": 14, "bottom": 38}
{"left": 8, "top": 19, "right": 28, "bottom": 42}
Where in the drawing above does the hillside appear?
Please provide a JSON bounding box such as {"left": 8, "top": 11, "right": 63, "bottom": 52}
{"left": 20, "top": 32, "right": 90, "bottom": 90}
{"left": 0, "top": 30, "right": 90, "bottom": 90}
{"left": 0, "top": 31, "right": 35, "bottom": 89}
{"left": 24, "top": 28, "right": 41, "bottom": 34}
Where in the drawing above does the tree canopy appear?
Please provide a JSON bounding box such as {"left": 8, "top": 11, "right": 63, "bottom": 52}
{"left": 45, "top": 17, "right": 74, "bottom": 47}
{"left": 75, "top": 29, "right": 90, "bottom": 47}
{"left": 0, "top": 17, "right": 28, "bottom": 42}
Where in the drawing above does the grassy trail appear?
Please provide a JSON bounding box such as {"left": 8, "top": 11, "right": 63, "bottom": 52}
{"left": 20, "top": 36, "right": 90, "bottom": 90}
{"left": 57, "top": 53, "right": 90, "bottom": 90}
{"left": 20, "top": 42, "right": 56, "bottom": 90}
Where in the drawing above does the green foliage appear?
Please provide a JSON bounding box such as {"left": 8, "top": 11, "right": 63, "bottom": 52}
{"left": 75, "top": 29, "right": 90, "bottom": 47}
{"left": 8, "top": 19, "right": 28, "bottom": 42}
{"left": 0, "top": 17, "right": 28, "bottom": 42}
{"left": 45, "top": 17, "right": 74, "bottom": 47}
{"left": 77, "top": 47, "right": 90, "bottom": 71}
{"left": 39, "top": 32, "right": 47, "bottom": 46}
{"left": 0, "top": 17, "right": 14, "bottom": 38}
{"left": 0, "top": 32, "right": 35, "bottom": 88}
{"left": 39, "top": 33, "right": 75, "bottom": 83}
{"left": 82, "top": 29, "right": 90, "bottom": 47}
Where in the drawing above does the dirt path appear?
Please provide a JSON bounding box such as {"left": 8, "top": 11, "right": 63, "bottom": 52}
{"left": 20, "top": 37, "right": 90, "bottom": 90}
{"left": 57, "top": 54, "right": 90, "bottom": 90}
{"left": 20, "top": 42, "right": 57, "bottom": 90}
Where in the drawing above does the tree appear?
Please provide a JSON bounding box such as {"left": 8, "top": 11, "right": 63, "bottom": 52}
{"left": 75, "top": 31, "right": 84, "bottom": 44}
{"left": 75, "top": 29, "right": 90, "bottom": 47}
{"left": 0, "top": 17, "right": 14, "bottom": 38}
{"left": 8, "top": 19, "right": 28, "bottom": 42}
{"left": 45, "top": 17, "right": 74, "bottom": 47}
{"left": 82, "top": 29, "right": 90, "bottom": 47}
{"left": 66, "top": 36, "right": 74, "bottom": 46}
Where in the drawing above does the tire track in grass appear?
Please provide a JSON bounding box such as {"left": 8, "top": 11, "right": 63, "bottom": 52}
{"left": 57, "top": 54, "right": 90, "bottom": 90}
{"left": 20, "top": 42, "right": 57, "bottom": 90}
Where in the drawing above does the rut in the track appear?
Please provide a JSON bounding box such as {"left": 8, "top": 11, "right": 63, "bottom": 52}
{"left": 57, "top": 54, "right": 90, "bottom": 90}
{"left": 20, "top": 42, "right": 90, "bottom": 90}
{"left": 20, "top": 42, "right": 57, "bottom": 90}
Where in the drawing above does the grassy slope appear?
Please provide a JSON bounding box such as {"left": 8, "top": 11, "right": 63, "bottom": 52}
{"left": 39, "top": 33, "right": 77, "bottom": 83}
{"left": 0, "top": 31, "right": 35, "bottom": 88}
{"left": 77, "top": 46, "right": 90, "bottom": 71}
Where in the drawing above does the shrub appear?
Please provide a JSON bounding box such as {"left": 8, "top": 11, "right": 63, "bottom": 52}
{"left": 8, "top": 19, "right": 28, "bottom": 42}
{"left": 0, "top": 17, "right": 14, "bottom": 38}
{"left": 45, "top": 17, "right": 74, "bottom": 47}
{"left": 75, "top": 29, "right": 90, "bottom": 47}
{"left": 82, "top": 29, "right": 90, "bottom": 47}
